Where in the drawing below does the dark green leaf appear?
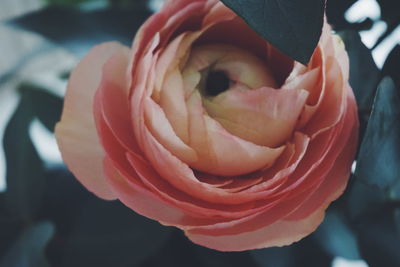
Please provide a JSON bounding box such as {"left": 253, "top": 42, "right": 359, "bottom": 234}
{"left": 251, "top": 246, "right": 295, "bottom": 267}
{"left": 38, "top": 167, "right": 92, "bottom": 235}
{"left": 42, "top": 0, "right": 94, "bottom": 7}
{"left": 220, "top": 0, "right": 325, "bottom": 64}
{"left": 314, "top": 210, "right": 360, "bottom": 259}
{"left": 326, "top": 0, "right": 356, "bottom": 29}
{"left": 346, "top": 179, "right": 386, "bottom": 221}
{"left": 47, "top": 197, "right": 171, "bottom": 267}
{"left": 355, "top": 77, "right": 400, "bottom": 190}
{"left": 7, "top": 6, "right": 151, "bottom": 57}
{"left": 377, "top": 0, "right": 400, "bottom": 25}
{"left": 339, "top": 31, "right": 380, "bottom": 142}
{"left": 292, "top": 236, "right": 333, "bottom": 267}
{"left": 395, "top": 209, "right": 400, "bottom": 233}
{"left": 193, "top": 245, "right": 256, "bottom": 267}
{"left": 0, "top": 219, "right": 23, "bottom": 261}
{"left": 142, "top": 229, "right": 257, "bottom": 267}
{"left": 3, "top": 90, "right": 45, "bottom": 221}
{"left": 356, "top": 207, "right": 400, "bottom": 267}
{"left": 140, "top": 230, "right": 202, "bottom": 267}
{"left": 392, "top": 182, "right": 400, "bottom": 200}
{"left": 0, "top": 221, "right": 54, "bottom": 267}
{"left": 381, "top": 45, "right": 400, "bottom": 87}
{"left": 0, "top": 193, "right": 23, "bottom": 260}
{"left": 252, "top": 234, "right": 332, "bottom": 267}
{"left": 20, "top": 84, "right": 63, "bottom": 132}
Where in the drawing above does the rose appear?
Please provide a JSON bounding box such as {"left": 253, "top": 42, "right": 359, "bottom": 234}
{"left": 55, "top": 0, "right": 359, "bottom": 251}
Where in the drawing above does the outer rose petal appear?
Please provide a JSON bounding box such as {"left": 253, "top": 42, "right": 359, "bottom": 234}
{"left": 104, "top": 156, "right": 225, "bottom": 228}
{"left": 186, "top": 203, "right": 325, "bottom": 251}
{"left": 55, "top": 42, "right": 129, "bottom": 200}
{"left": 286, "top": 93, "right": 358, "bottom": 221}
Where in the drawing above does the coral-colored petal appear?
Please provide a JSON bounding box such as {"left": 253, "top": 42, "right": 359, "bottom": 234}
{"left": 97, "top": 104, "right": 261, "bottom": 221}
{"left": 202, "top": 1, "right": 236, "bottom": 27}
{"left": 184, "top": 186, "right": 310, "bottom": 238}
{"left": 144, "top": 97, "right": 198, "bottom": 163}
{"left": 304, "top": 57, "right": 346, "bottom": 137}
{"left": 131, "top": 34, "right": 160, "bottom": 151}
{"left": 283, "top": 48, "right": 325, "bottom": 129}
{"left": 245, "top": 132, "right": 310, "bottom": 193}
{"left": 282, "top": 68, "right": 320, "bottom": 128}
{"left": 185, "top": 200, "right": 325, "bottom": 251}
{"left": 187, "top": 91, "right": 286, "bottom": 176}
{"left": 195, "top": 172, "right": 234, "bottom": 187}
{"left": 286, "top": 94, "right": 358, "bottom": 220}
{"left": 204, "top": 87, "right": 308, "bottom": 147}
{"left": 96, "top": 46, "right": 138, "bottom": 152}
{"left": 139, "top": 119, "right": 285, "bottom": 204}
{"left": 269, "top": 89, "right": 355, "bottom": 202}
{"left": 126, "top": 151, "right": 273, "bottom": 219}
{"left": 219, "top": 176, "right": 264, "bottom": 193}
{"left": 103, "top": 156, "right": 223, "bottom": 228}
{"left": 55, "top": 42, "right": 129, "bottom": 200}
{"left": 153, "top": 33, "right": 192, "bottom": 101}
{"left": 158, "top": 68, "right": 190, "bottom": 143}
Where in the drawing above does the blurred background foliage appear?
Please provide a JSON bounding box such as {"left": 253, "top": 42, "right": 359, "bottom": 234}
{"left": 0, "top": 0, "right": 399, "bottom": 266}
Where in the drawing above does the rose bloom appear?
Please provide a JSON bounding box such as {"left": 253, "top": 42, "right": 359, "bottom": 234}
{"left": 55, "top": 0, "right": 358, "bottom": 251}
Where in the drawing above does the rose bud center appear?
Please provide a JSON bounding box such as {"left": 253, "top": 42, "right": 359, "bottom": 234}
{"left": 149, "top": 42, "right": 308, "bottom": 176}
{"left": 204, "top": 70, "right": 230, "bottom": 96}
{"left": 182, "top": 43, "right": 307, "bottom": 148}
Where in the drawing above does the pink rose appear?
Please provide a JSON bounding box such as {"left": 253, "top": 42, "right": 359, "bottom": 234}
{"left": 55, "top": 0, "right": 359, "bottom": 251}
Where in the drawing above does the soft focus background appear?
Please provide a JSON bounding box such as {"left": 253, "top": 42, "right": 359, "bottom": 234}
{"left": 0, "top": 0, "right": 399, "bottom": 266}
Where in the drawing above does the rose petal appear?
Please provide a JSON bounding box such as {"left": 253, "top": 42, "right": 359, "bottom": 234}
{"left": 126, "top": 151, "right": 274, "bottom": 219}
{"left": 96, "top": 46, "right": 137, "bottom": 152}
{"left": 104, "top": 156, "right": 225, "bottom": 228}
{"left": 267, "top": 91, "right": 354, "bottom": 202}
{"left": 204, "top": 87, "right": 309, "bottom": 147}
{"left": 304, "top": 56, "right": 346, "bottom": 137}
{"left": 183, "top": 184, "right": 312, "bottom": 234}
{"left": 144, "top": 97, "right": 198, "bottom": 163}
{"left": 219, "top": 176, "right": 264, "bottom": 193}
{"left": 55, "top": 42, "right": 129, "bottom": 200}
{"left": 185, "top": 199, "right": 325, "bottom": 251}
{"left": 244, "top": 132, "right": 310, "bottom": 193}
{"left": 194, "top": 171, "right": 234, "bottom": 187}
{"left": 97, "top": 103, "right": 257, "bottom": 221}
{"left": 203, "top": 1, "right": 236, "bottom": 27}
{"left": 158, "top": 68, "right": 190, "bottom": 143}
{"left": 286, "top": 94, "right": 358, "bottom": 220}
{"left": 187, "top": 90, "right": 286, "bottom": 176}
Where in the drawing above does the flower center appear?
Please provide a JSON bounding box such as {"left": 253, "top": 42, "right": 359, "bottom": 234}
{"left": 204, "top": 70, "right": 230, "bottom": 96}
